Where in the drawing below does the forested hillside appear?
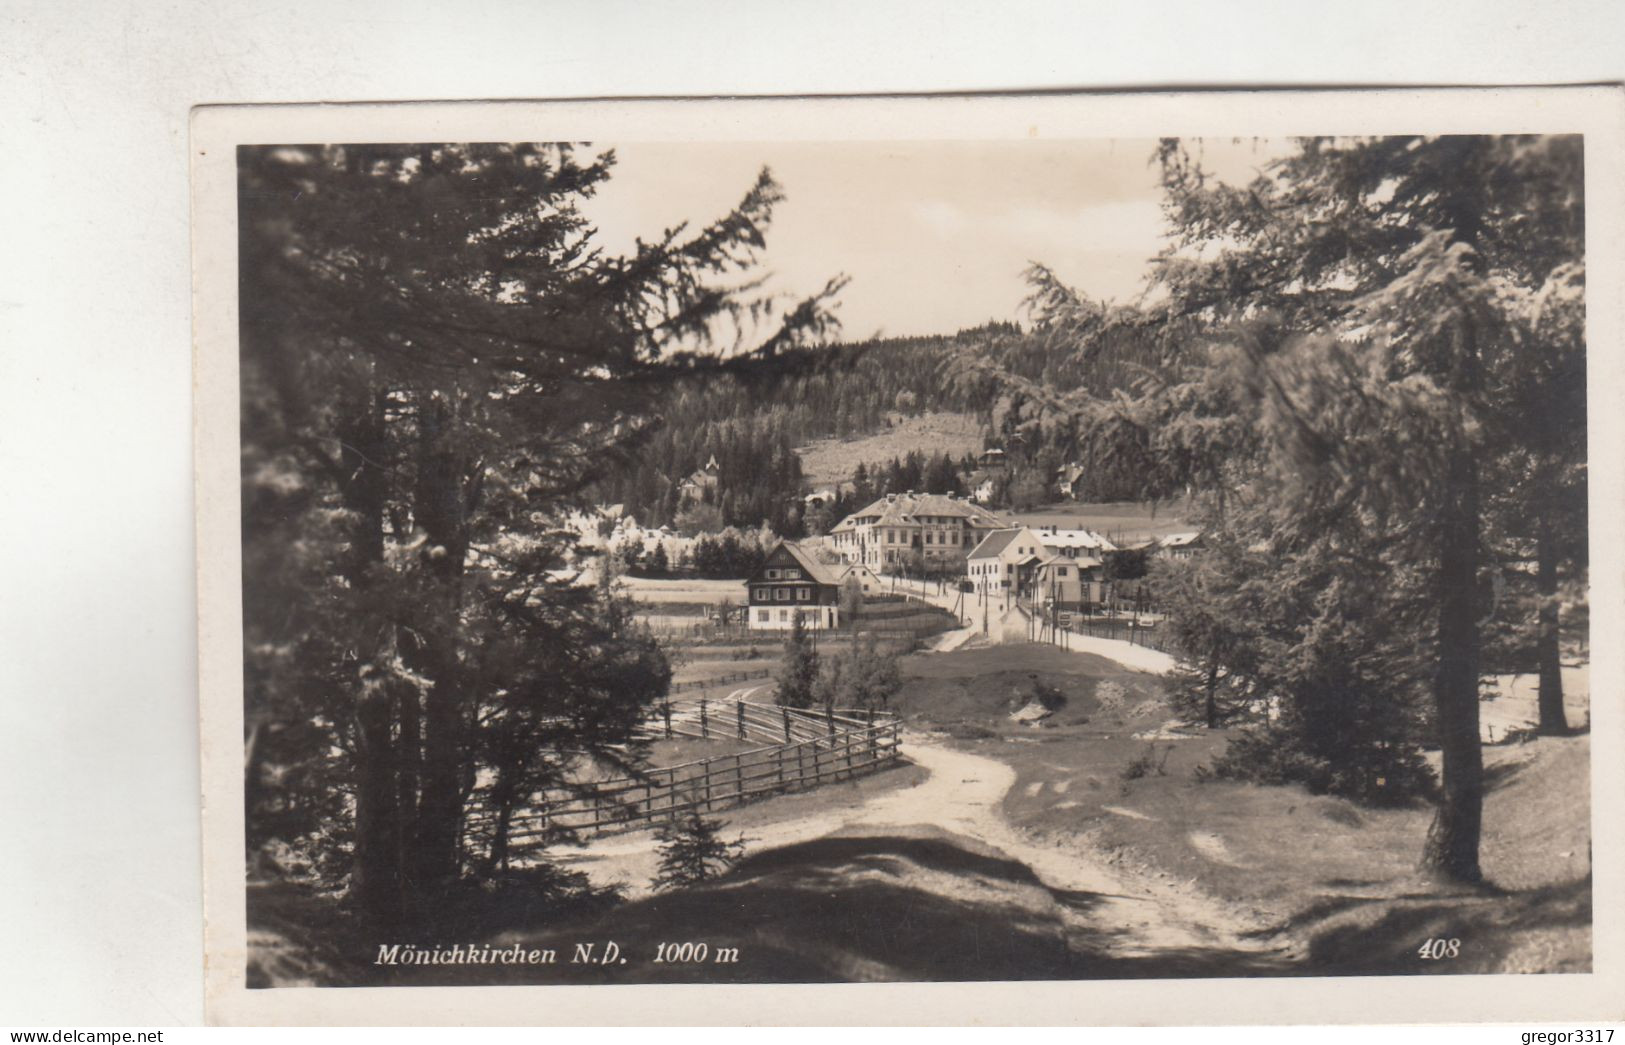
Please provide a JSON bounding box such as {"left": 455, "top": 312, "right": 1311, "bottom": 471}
{"left": 589, "top": 318, "right": 1168, "bottom": 531}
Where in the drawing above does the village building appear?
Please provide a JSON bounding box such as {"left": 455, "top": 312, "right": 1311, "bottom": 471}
{"left": 1156, "top": 531, "right": 1203, "bottom": 560}
{"left": 1033, "top": 525, "right": 1117, "bottom": 559}
{"left": 968, "top": 526, "right": 1108, "bottom": 609}
{"left": 802, "top": 486, "right": 838, "bottom": 508}
{"left": 744, "top": 541, "right": 843, "bottom": 630}
{"left": 978, "top": 447, "right": 1009, "bottom": 469}
{"left": 1032, "top": 555, "right": 1106, "bottom": 610}
{"left": 828, "top": 491, "right": 1011, "bottom": 569}
{"left": 837, "top": 562, "right": 883, "bottom": 596}
{"left": 965, "top": 526, "right": 1047, "bottom": 598}
{"left": 967, "top": 470, "right": 998, "bottom": 505}
{"left": 676, "top": 454, "right": 721, "bottom": 507}
{"left": 1055, "top": 463, "right": 1086, "bottom": 499}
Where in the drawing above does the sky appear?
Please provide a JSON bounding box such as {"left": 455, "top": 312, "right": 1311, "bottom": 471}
{"left": 580, "top": 138, "right": 1286, "bottom": 341}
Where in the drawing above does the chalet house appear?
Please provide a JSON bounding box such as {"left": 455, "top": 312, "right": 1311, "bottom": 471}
{"left": 968, "top": 471, "right": 998, "bottom": 505}
{"left": 828, "top": 491, "right": 1011, "bottom": 570}
{"left": 1157, "top": 531, "right": 1203, "bottom": 560}
{"left": 978, "top": 447, "right": 1009, "bottom": 469}
{"left": 745, "top": 541, "right": 843, "bottom": 630}
{"left": 1055, "top": 463, "right": 1086, "bottom": 498}
{"left": 803, "top": 487, "right": 838, "bottom": 508}
{"left": 965, "top": 527, "right": 1047, "bottom": 598}
{"left": 677, "top": 454, "right": 721, "bottom": 507}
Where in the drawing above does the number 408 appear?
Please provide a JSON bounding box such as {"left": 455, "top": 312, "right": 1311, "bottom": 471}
{"left": 1418, "top": 938, "right": 1460, "bottom": 960}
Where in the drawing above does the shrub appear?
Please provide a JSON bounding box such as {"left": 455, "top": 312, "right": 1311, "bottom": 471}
{"left": 1205, "top": 723, "right": 1435, "bottom": 807}
{"left": 1031, "top": 679, "right": 1068, "bottom": 712}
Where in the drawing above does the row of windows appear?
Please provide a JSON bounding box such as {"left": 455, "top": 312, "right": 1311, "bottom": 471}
{"left": 752, "top": 586, "right": 813, "bottom": 602}
{"left": 755, "top": 607, "right": 834, "bottom": 623}
{"left": 762, "top": 567, "right": 802, "bottom": 580}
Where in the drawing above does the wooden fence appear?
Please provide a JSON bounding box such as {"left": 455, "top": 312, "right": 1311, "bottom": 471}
{"left": 467, "top": 704, "right": 902, "bottom": 847}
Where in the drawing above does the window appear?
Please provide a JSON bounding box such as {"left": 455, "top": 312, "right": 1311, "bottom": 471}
{"left": 1058, "top": 567, "right": 1069, "bottom": 577}
{"left": 757, "top": 609, "right": 770, "bottom": 622}
{"left": 798, "top": 586, "right": 811, "bottom": 600}
{"left": 784, "top": 568, "right": 801, "bottom": 580}
{"left": 779, "top": 609, "right": 789, "bottom": 622}
{"left": 925, "top": 532, "right": 934, "bottom": 544}
{"left": 776, "top": 587, "right": 790, "bottom": 601}
{"left": 753, "top": 588, "right": 767, "bottom": 602}
{"left": 765, "top": 568, "right": 781, "bottom": 579}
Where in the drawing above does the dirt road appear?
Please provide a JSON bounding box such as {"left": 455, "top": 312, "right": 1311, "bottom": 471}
{"left": 551, "top": 733, "right": 1276, "bottom": 963}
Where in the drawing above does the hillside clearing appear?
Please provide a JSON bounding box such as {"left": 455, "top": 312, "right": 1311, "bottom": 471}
{"left": 795, "top": 412, "right": 982, "bottom": 488}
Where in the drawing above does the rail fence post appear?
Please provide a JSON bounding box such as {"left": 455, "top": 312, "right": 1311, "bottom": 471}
{"left": 663, "top": 700, "right": 673, "bottom": 739}
{"left": 700, "top": 699, "right": 709, "bottom": 738}
{"left": 737, "top": 700, "right": 746, "bottom": 740}
{"left": 825, "top": 704, "right": 835, "bottom": 738}
{"left": 782, "top": 705, "right": 792, "bottom": 743}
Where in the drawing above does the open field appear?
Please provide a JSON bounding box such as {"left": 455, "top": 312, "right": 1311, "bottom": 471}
{"left": 795, "top": 411, "right": 983, "bottom": 488}
{"left": 619, "top": 575, "right": 748, "bottom": 604}
{"left": 1010, "top": 499, "right": 1194, "bottom": 543}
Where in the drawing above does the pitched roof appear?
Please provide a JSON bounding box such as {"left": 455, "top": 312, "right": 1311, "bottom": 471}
{"left": 966, "top": 527, "right": 1026, "bottom": 560}
{"left": 1160, "top": 531, "right": 1201, "bottom": 548}
{"left": 1035, "top": 528, "right": 1117, "bottom": 553}
{"left": 831, "top": 492, "right": 1010, "bottom": 533}
{"left": 778, "top": 541, "right": 842, "bottom": 586}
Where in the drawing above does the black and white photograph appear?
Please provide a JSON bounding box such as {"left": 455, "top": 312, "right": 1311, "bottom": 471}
{"left": 189, "top": 91, "right": 1623, "bottom": 1023}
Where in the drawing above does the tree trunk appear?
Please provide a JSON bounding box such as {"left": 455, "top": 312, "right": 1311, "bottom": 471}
{"left": 1204, "top": 657, "right": 1220, "bottom": 729}
{"left": 335, "top": 387, "right": 404, "bottom": 925}
{"left": 406, "top": 394, "right": 474, "bottom": 894}
{"left": 1421, "top": 451, "right": 1484, "bottom": 883}
{"left": 1535, "top": 516, "right": 1568, "bottom": 735}
{"left": 352, "top": 664, "right": 402, "bottom": 926}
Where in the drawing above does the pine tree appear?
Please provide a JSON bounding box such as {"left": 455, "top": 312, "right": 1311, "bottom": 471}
{"left": 239, "top": 143, "right": 842, "bottom": 926}
{"left": 651, "top": 812, "right": 748, "bottom": 890}
{"left": 1011, "top": 135, "right": 1584, "bottom": 882}
{"left": 775, "top": 612, "right": 821, "bottom": 708}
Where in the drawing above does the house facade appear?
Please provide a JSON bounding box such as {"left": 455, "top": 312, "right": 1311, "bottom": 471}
{"left": 677, "top": 454, "right": 721, "bottom": 507}
{"left": 1032, "top": 555, "right": 1105, "bottom": 610}
{"left": 828, "top": 492, "right": 1011, "bottom": 570}
{"left": 744, "top": 542, "right": 843, "bottom": 630}
{"left": 837, "top": 562, "right": 883, "bottom": 596}
{"left": 965, "top": 527, "right": 1047, "bottom": 597}
{"left": 1156, "top": 531, "right": 1202, "bottom": 560}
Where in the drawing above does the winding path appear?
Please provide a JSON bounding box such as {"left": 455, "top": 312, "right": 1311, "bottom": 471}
{"left": 552, "top": 733, "right": 1276, "bottom": 963}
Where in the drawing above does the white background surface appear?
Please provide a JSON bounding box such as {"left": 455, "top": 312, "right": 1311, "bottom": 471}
{"left": 2, "top": 0, "right": 1623, "bottom": 1027}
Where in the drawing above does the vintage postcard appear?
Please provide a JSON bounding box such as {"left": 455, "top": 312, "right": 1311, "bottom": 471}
{"left": 193, "top": 88, "right": 1625, "bottom": 1025}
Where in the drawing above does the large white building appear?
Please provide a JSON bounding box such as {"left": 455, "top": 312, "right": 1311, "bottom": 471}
{"left": 828, "top": 492, "right": 1011, "bottom": 569}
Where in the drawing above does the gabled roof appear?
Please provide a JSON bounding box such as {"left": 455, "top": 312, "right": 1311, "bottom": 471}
{"left": 751, "top": 540, "right": 842, "bottom": 587}
{"left": 1160, "top": 531, "right": 1201, "bottom": 548}
{"left": 966, "top": 527, "right": 1026, "bottom": 560}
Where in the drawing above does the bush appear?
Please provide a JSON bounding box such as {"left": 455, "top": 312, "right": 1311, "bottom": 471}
{"left": 1031, "top": 679, "right": 1068, "bottom": 712}
{"left": 1204, "top": 723, "right": 1435, "bottom": 807}
{"left": 1120, "top": 743, "right": 1170, "bottom": 782}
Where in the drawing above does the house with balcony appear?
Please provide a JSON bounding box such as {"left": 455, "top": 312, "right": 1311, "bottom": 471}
{"left": 744, "top": 541, "right": 843, "bottom": 630}
{"left": 965, "top": 526, "right": 1047, "bottom": 599}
